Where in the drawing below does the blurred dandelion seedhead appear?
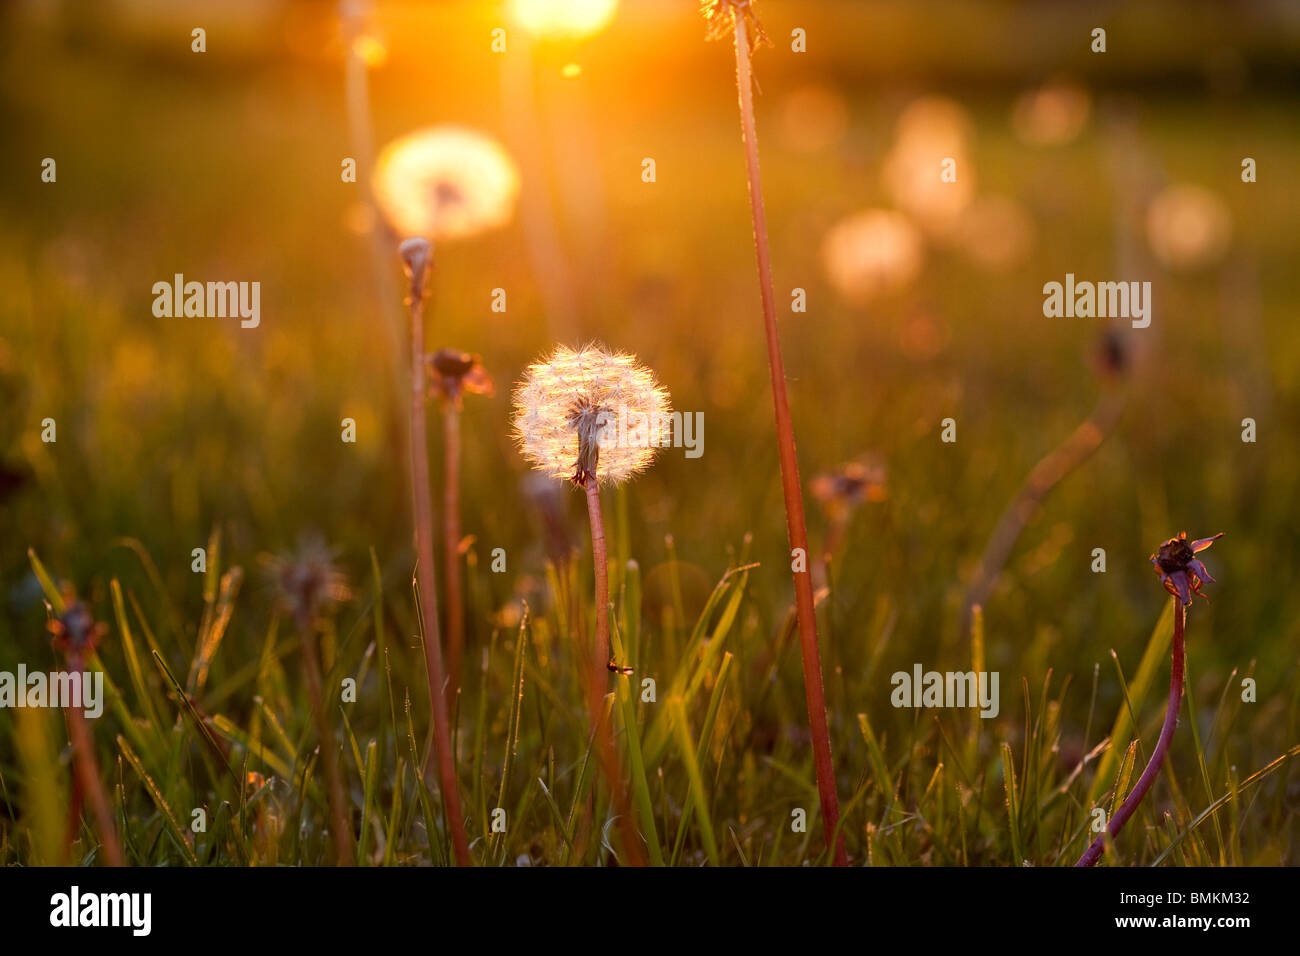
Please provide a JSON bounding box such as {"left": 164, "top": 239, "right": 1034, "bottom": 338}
{"left": 882, "top": 95, "right": 975, "bottom": 236}
{"left": 513, "top": 344, "right": 671, "bottom": 485}
{"left": 822, "top": 209, "right": 924, "bottom": 304}
{"left": 1011, "top": 78, "right": 1092, "bottom": 147}
{"left": 956, "top": 195, "right": 1036, "bottom": 272}
{"left": 374, "top": 127, "right": 520, "bottom": 242}
{"left": 510, "top": 0, "right": 618, "bottom": 39}
{"left": 1146, "top": 184, "right": 1232, "bottom": 271}
{"left": 266, "top": 536, "right": 351, "bottom": 630}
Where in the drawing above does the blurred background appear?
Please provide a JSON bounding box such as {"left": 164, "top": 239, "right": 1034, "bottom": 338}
{"left": 1, "top": 0, "right": 1298, "bottom": 847}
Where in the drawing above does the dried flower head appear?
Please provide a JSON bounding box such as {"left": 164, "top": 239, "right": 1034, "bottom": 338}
{"left": 373, "top": 126, "right": 520, "bottom": 242}
{"left": 1151, "top": 531, "right": 1223, "bottom": 606}
{"left": 1091, "top": 326, "right": 1129, "bottom": 381}
{"left": 513, "top": 344, "right": 671, "bottom": 486}
{"left": 427, "top": 349, "right": 494, "bottom": 407}
{"left": 810, "top": 454, "right": 888, "bottom": 519}
{"left": 48, "top": 594, "right": 107, "bottom": 659}
{"left": 266, "top": 536, "right": 351, "bottom": 630}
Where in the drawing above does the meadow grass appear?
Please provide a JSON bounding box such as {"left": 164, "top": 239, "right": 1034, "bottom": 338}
{"left": 1, "top": 3, "right": 1298, "bottom": 866}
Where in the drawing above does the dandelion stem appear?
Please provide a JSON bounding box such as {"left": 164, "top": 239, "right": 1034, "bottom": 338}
{"left": 962, "top": 391, "right": 1124, "bottom": 639}
{"left": 729, "top": 4, "right": 847, "bottom": 866}
{"left": 443, "top": 402, "right": 464, "bottom": 709}
{"left": 405, "top": 255, "right": 472, "bottom": 867}
{"left": 582, "top": 476, "right": 647, "bottom": 866}
{"left": 63, "top": 651, "right": 123, "bottom": 867}
{"left": 297, "top": 618, "right": 353, "bottom": 866}
{"left": 1076, "top": 597, "right": 1185, "bottom": 867}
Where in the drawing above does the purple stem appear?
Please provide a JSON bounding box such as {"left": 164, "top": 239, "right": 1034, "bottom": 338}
{"left": 1076, "top": 598, "right": 1185, "bottom": 867}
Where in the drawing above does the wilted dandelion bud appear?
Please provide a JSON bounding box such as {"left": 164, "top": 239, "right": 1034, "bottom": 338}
{"left": 1091, "top": 327, "right": 1129, "bottom": 382}
{"left": 48, "top": 593, "right": 107, "bottom": 659}
{"left": 267, "top": 536, "right": 351, "bottom": 632}
{"left": 374, "top": 126, "right": 520, "bottom": 242}
{"left": 513, "top": 344, "right": 671, "bottom": 486}
{"left": 810, "top": 454, "right": 888, "bottom": 520}
{"left": 1150, "top": 532, "right": 1222, "bottom": 606}
{"left": 399, "top": 237, "right": 432, "bottom": 299}
{"left": 428, "top": 349, "right": 494, "bottom": 407}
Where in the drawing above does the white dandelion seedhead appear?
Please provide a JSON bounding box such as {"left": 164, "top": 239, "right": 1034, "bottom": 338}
{"left": 373, "top": 126, "right": 520, "bottom": 242}
{"left": 513, "top": 344, "right": 672, "bottom": 486}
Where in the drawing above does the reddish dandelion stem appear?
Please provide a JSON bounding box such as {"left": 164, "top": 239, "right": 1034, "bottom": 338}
{"left": 443, "top": 402, "right": 464, "bottom": 709}
{"left": 583, "top": 476, "right": 646, "bottom": 866}
{"left": 64, "top": 654, "right": 123, "bottom": 868}
{"left": 730, "top": 7, "right": 847, "bottom": 866}
{"left": 1076, "top": 598, "right": 1185, "bottom": 867}
{"left": 406, "top": 263, "right": 472, "bottom": 867}
{"left": 298, "top": 620, "right": 354, "bottom": 865}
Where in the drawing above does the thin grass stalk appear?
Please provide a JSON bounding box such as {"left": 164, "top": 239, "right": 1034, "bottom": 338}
{"left": 402, "top": 244, "right": 472, "bottom": 866}
{"left": 728, "top": 4, "right": 846, "bottom": 865}
{"left": 1076, "top": 598, "right": 1185, "bottom": 866}
{"left": 442, "top": 401, "right": 464, "bottom": 708}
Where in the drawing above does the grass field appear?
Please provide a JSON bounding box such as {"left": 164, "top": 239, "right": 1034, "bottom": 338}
{"left": 1, "top": 0, "right": 1298, "bottom": 866}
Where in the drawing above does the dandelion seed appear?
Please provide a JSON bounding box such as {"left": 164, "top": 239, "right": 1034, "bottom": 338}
{"left": 512, "top": 344, "right": 671, "bottom": 486}
{"left": 373, "top": 127, "right": 520, "bottom": 242}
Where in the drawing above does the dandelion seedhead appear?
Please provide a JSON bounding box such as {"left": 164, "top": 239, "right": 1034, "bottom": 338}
{"left": 1151, "top": 531, "right": 1223, "bottom": 606}
{"left": 513, "top": 344, "right": 671, "bottom": 486}
{"left": 267, "top": 536, "right": 351, "bottom": 632}
{"left": 510, "top": 0, "right": 619, "bottom": 39}
{"left": 821, "top": 209, "right": 924, "bottom": 304}
{"left": 373, "top": 126, "right": 520, "bottom": 242}
{"left": 701, "top": 0, "right": 768, "bottom": 47}
{"left": 428, "top": 348, "right": 494, "bottom": 407}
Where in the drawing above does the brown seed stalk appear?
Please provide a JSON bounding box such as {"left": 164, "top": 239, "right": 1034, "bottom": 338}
{"left": 722, "top": 1, "right": 847, "bottom": 865}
